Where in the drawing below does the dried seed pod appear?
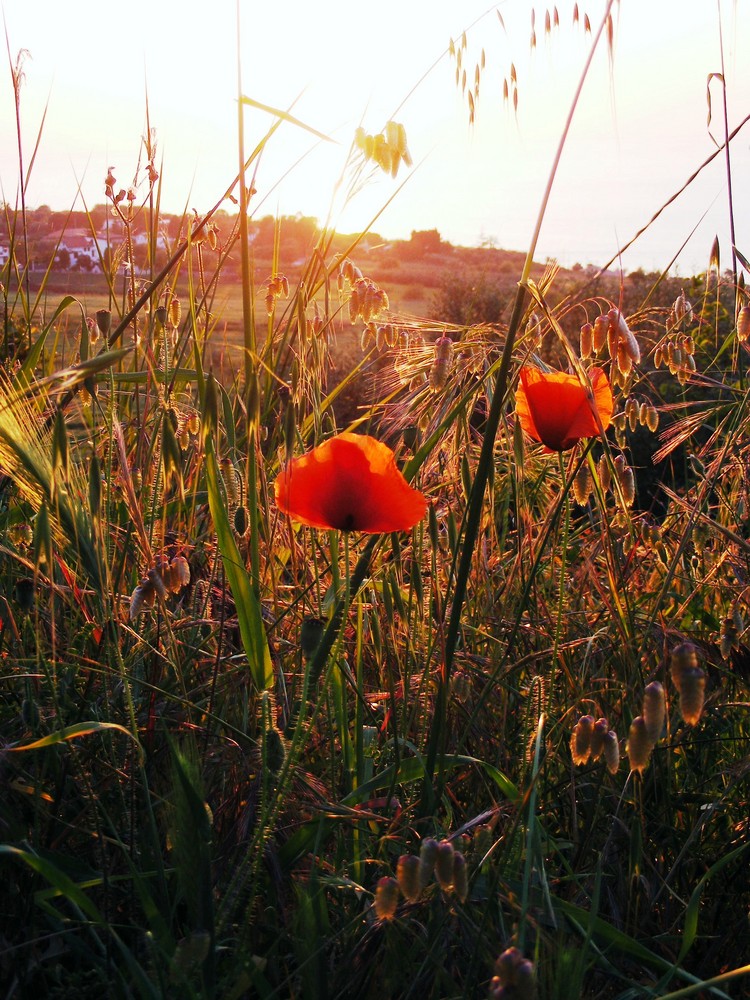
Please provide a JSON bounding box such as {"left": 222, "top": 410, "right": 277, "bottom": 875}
{"left": 617, "top": 341, "right": 633, "bottom": 377}
{"left": 452, "top": 851, "right": 469, "bottom": 902}
{"left": 654, "top": 345, "right": 664, "bottom": 368}
{"left": 592, "top": 314, "right": 609, "bottom": 353}
{"left": 627, "top": 716, "right": 652, "bottom": 773}
{"left": 129, "top": 579, "right": 156, "bottom": 619}
{"left": 614, "top": 456, "right": 635, "bottom": 508}
{"left": 625, "top": 397, "right": 639, "bottom": 432}
{"left": 590, "top": 718, "right": 609, "bottom": 760}
{"left": 234, "top": 504, "right": 250, "bottom": 537}
{"left": 670, "top": 641, "right": 699, "bottom": 689}
{"left": 418, "top": 838, "right": 439, "bottom": 889}
{"left": 580, "top": 322, "right": 593, "bottom": 359}
{"left": 167, "top": 555, "right": 190, "bottom": 593}
{"left": 676, "top": 666, "right": 706, "bottom": 726}
{"left": 642, "top": 681, "right": 665, "bottom": 743}
{"left": 737, "top": 304, "right": 750, "bottom": 342}
{"left": 169, "top": 296, "right": 182, "bottom": 328}
{"left": 645, "top": 405, "right": 659, "bottom": 432}
{"left": 571, "top": 714, "right": 595, "bottom": 765}
{"left": 609, "top": 307, "right": 641, "bottom": 364}
{"left": 396, "top": 855, "right": 421, "bottom": 902}
{"left": 597, "top": 454, "right": 612, "bottom": 492}
{"left": 147, "top": 565, "right": 168, "bottom": 601}
{"left": 573, "top": 462, "right": 592, "bottom": 506}
{"left": 603, "top": 730, "right": 620, "bottom": 774}
{"left": 95, "top": 308, "right": 112, "bottom": 339}
{"left": 493, "top": 947, "right": 536, "bottom": 998}
{"left": 374, "top": 877, "right": 400, "bottom": 920}
{"left": 434, "top": 840, "right": 455, "bottom": 890}
{"left": 430, "top": 335, "right": 453, "bottom": 391}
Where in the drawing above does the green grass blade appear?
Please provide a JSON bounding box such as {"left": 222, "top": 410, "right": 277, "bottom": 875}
{"left": 205, "top": 441, "right": 273, "bottom": 690}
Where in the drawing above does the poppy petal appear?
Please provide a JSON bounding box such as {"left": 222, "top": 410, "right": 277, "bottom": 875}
{"left": 275, "top": 432, "right": 427, "bottom": 533}
{"left": 515, "top": 366, "right": 613, "bottom": 451}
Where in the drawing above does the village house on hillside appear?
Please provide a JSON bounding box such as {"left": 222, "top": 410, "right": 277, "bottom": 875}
{"left": 55, "top": 229, "right": 103, "bottom": 272}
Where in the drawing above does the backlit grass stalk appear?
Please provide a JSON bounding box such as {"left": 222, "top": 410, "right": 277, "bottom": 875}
{"left": 422, "top": 0, "right": 617, "bottom": 811}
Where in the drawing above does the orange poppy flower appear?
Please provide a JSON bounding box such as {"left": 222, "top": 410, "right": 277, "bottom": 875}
{"left": 515, "top": 366, "right": 613, "bottom": 452}
{"left": 275, "top": 432, "right": 428, "bottom": 533}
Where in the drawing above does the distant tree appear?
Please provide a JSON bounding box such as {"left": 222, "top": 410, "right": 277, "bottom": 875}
{"left": 431, "top": 272, "right": 506, "bottom": 325}
{"left": 56, "top": 248, "right": 71, "bottom": 270}
{"left": 408, "top": 229, "right": 443, "bottom": 255}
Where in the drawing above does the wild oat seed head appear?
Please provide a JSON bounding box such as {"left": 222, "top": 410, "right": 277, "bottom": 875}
{"left": 626, "top": 716, "right": 652, "bottom": 773}
{"left": 642, "top": 681, "right": 666, "bottom": 742}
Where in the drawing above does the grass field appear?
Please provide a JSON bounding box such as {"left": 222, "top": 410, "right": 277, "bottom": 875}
{"left": 2, "top": 5, "right": 750, "bottom": 999}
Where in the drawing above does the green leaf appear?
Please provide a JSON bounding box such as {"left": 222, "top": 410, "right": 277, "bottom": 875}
{"left": 8, "top": 721, "right": 143, "bottom": 760}
{"left": 205, "top": 442, "right": 273, "bottom": 690}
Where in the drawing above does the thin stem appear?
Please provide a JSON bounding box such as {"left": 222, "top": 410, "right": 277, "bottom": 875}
{"left": 421, "top": 0, "right": 617, "bottom": 812}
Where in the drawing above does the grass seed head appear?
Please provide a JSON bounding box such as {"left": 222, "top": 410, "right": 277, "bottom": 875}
{"left": 736, "top": 304, "right": 750, "bottom": 342}
{"left": 627, "top": 716, "right": 653, "bottom": 773}
{"left": 580, "top": 321, "right": 593, "bottom": 359}
{"left": 642, "top": 681, "right": 666, "bottom": 742}
{"left": 590, "top": 717, "right": 609, "bottom": 760}
{"left": 571, "top": 714, "right": 595, "bottom": 765}
{"left": 374, "top": 877, "right": 400, "bottom": 921}
{"left": 677, "top": 666, "right": 706, "bottom": 726}
{"left": 434, "top": 839, "right": 455, "bottom": 890}
{"left": 396, "top": 854, "right": 421, "bottom": 901}
{"left": 452, "top": 851, "right": 468, "bottom": 902}
{"left": 603, "top": 730, "right": 620, "bottom": 774}
{"left": 670, "top": 640, "right": 699, "bottom": 688}
{"left": 418, "top": 837, "right": 439, "bottom": 888}
{"left": 573, "top": 462, "right": 592, "bottom": 505}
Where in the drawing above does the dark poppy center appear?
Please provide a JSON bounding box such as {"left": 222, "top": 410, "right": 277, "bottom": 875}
{"left": 341, "top": 512, "right": 356, "bottom": 531}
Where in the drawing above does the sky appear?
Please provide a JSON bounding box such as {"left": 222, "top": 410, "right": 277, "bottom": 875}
{"left": 0, "top": 0, "right": 748, "bottom": 275}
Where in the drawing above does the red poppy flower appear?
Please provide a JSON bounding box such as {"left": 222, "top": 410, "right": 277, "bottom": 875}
{"left": 275, "top": 432, "right": 427, "bottom": 532}
{"left": 515, "top": 366, "right": 614, "bottom": 452}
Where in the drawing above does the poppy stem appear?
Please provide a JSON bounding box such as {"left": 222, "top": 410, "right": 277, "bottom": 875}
{"left": 419, "top": 0, "right": 617, "bottom": 816}
{"left": 550, "top": 452, "right": 572, "bottom": 713}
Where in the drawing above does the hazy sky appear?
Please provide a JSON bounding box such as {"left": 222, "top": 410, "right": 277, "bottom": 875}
{"left": 1, "top": 0, "right": 748, "bottom": 275}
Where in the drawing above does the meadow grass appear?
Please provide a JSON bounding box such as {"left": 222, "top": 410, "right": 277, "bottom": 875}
{"left": 1, "top": 3, "right": 749, "bottom": 998}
